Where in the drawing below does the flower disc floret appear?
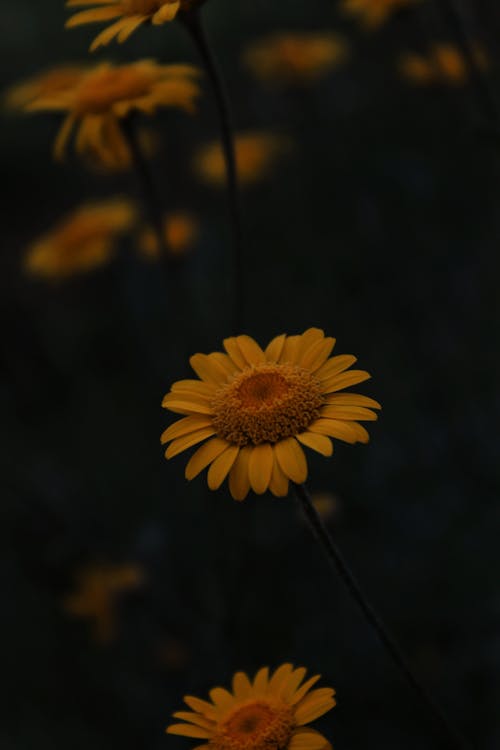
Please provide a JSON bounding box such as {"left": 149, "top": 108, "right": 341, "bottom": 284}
{"left": 213, "top": 701, "right": 295, "bottom": 750}
{"left": 212, "top": 364, "right": 323, "bottom": 447}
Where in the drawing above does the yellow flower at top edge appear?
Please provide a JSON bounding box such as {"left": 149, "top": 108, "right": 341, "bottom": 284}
{"left": 161, "top": 329, "right": 381, "bottom": 501}
{"left": 25, "top": 198, "right": 137, "bottom": 280}
{"left": 25, "top": 60, "right": 200, "bottom": 167}
{"left": 64, "top": 563, "right": 145, "bottom": 644}
{"left": 167, "top": 663, "right": 335, "bottom": 750}
{"left": 194, "top": 132, "right": 292, "bottom": 188}
{"left": 243, "top": 32, "right": 349, "bottom": 86}
{"left": 399, "top": 43, "right": 489, "bottom": 86}
{"left": 341, "top": 0, "right": 416, "bottom": 29}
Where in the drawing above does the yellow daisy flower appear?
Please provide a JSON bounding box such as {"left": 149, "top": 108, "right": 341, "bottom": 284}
{"left": 167, "top": 663, "right": 335, "bottom": 750}
{"left": 64, "top": 563, "right": 144, "bottom": 644}
{"left": 26, "top": 60, "right": 200, "bottom": 167}
{"left": 341, "top": 0, "right": 416, "bottom": 29}
{"left": 139, "top": 211, "right": 199, "bottom": 258}
{"left": 4, "top": 64, "right": 88, "bottom": 110}
{"left": 161, "top": 329, "right": 380, "bottom": 501}
{"left": 194, "top": 132, "right": 292, "bottom": 188}
{"left": 399, "top": 43, "right": 488, "bottom": 86}
{"left": 243, "top": 32, "right": 349, "bottom": 86}
{"left": 25, "top": 198, "right": 137, "bottom": 280}
{"left": 66, "top": 0, "right": 180, "bottom": 51}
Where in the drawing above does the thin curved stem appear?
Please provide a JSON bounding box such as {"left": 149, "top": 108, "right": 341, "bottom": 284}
{"left": 437, "top": 0, "right": 500, "bottom": 127}
{"left": 293, "top": 481, "right": 471, "bottom": 750}
{"left": 180, "top": 8, "right": 244, "bottom": 333}
{"left": 121, "top": 116, "right": 170, "bottom": 264}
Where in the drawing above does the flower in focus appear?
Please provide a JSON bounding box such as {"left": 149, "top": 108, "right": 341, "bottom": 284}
{"left": 4, "top": 64, "right": 88, "bottom": 110}
{"left": 194, "top": 132, "right": 292, "bottom": 188}
{"left": 64, "top": 563, "right": 145, "bottom": 644}
{"left": 66, "top": 0, "right": 184, "bottom": 51}
{"left": 167, "top": 663, "right": 335, "bottom": 750}
{"left": 399, "top": 43, "right": 488, "bottom": 86}
{"left": 243, "top": 32, "right": 349, "bottom": 86}
{"left": 341, "top": 0, "right": 416, "bottom": 29}
{"left": 26, "top": 60, "right": 200, "bottom": 168}
{"left": 161, "top": 329, "right": 380, "bottom": 501}
{"left": 139, "top": 211, "right": 199, "bottom": 258}
{"left": 25, "top": 198, "right": 137, "bottom": 280}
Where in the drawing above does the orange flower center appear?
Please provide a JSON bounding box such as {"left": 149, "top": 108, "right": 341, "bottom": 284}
{"left": 75, "top": 67, "right": 154, "bottom": 113}
{"left": 211, "top": 701, "right": 295, "bottom": 750}
{"left": 211, "top": 363, "right": 323, "bottom": 446}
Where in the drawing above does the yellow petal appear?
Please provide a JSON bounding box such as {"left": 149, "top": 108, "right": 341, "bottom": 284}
{"left": 274, "top": 438, "right": 308, "bottom": 483}
{"left": 307, "top": 419, "right": 358, "bottom": 444}
{"left": 280, "top": 667, "right": 307, "bottom": 700}
{"left": 207, "top": 352, "right": 239, "bottom": 378}
{"left": 207, "top": 445, "right": 240, "bottom": 490}
{"left": 232, "top": 671, "right": 252, "bottom": 699}
{"left": 248, "top": 443, "right": 274, "bottom": 494}
{"left": 171, "top": 379, "right": 216, "bottom": 396}
{"left": 325, "top": 393, "right": 381, "bottom": 409}
{"left": 185, "top": 438, "right": 229, "bottom": 480}
{"left": 296, "top": 431, "right": 333, "bottom": 457}
{"left": 269, "top": 663, "right": 294, "bottom": 692}
{"left": 279, "top": 335, "right": 301, "bottom": 364}
{"left": 117, "top": 14, "right": 146, "bottom": 42}
{"left": 165, "top": 427, "right": 215, "bottom": 459}
{"left": 161, "top": 415, "right": 213, "bottom": 444}
{"left": 299, "top": 337, "right": 336, "bottom": 372}
{"left": 183, "top": 696, "right": 218, "bottom": 718}
{"left": 320, "top": 405, "right": 377, "bottom": 422}
{"left": 252, "top": 666, "right": 270, "bottom": 694}
{"left": 161, "top": 396, "right": 212, "bottom": 415}
{"left": 190, "top": 353, "right": 230, "bottom": 385}
{"left": 152, "top": 1, "right": 180, "bottom": 23}
{"left": 264, "top": 333, "right": 286, "bottom": 362}
{"left": 289, "top": 674, "right": 322, "bottom": 704}
{"left": 236, "top": 335, "right": 266, "bottom": 365}
{"left": 166, "top": 724, "right": 212, "bottom": 739}
{"left": 89, "top": 17, "right": 130, "bottom": 51}
{"left": 209, "top": 687, "right": 234, "bottom": 710}
{"left": 228, "top": 445, "right": 252, "bottom": 501}
{"left": 172, "top": 712, "right": 215, "bottom": 730}
{"left": 288, "top": 729, "right": 330, "bottom": 750}
{"left": 268, "top": 452, "right": 289, "bottom": 497}
{"left": 223, "top": 337, "right": 248, "bottom": 370}
{"left": 316, "top": 354, "right": 357, "bottom": 381}
{"left": 295, "top": 695, "right": 336, "bottom": 725}
{"left": 321, "top": 369, "right": 371, "bottom": 393}
{"left": 66, "top": 7, "right": 122, "bottom": 28}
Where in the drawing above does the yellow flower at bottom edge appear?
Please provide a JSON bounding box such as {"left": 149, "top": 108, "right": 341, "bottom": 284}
{"left": 341, "top": 0, "right": 417, "bottom": 29}
{"left": 161, "top": 329, "right": 381, "bottom": 500}
{"left": 26, "top": 60, "right": 200, "bottom": 168}
{"left": 243, "top": 32, "right": 349, "bottom": 86}
{"left": 167, "top": 664, "right": 335, "bottom": 750}
{"left": 194, "top": 132, "right": 292, "bottom": 188}
{"left": 25, "top": 198, "right": 137, "bottom": 280}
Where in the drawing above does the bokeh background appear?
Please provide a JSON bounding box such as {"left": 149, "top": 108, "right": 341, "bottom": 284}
{"left": 1, "top": 1, "right": 500, "bottom": 748}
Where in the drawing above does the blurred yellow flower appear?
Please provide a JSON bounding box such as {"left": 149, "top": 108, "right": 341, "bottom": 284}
{"left": 243, "top": 32, "right": 349, "bottom": 85}
{"left": 64, "top": 563, "right": 145, "bottom": 644}
{"left": 26, "top": 60, "right": 200, "bottom": 167}
{"left": 140, "top": 211, "right": 199, "bottom": 258}
{"left": 194, "top": 132, "right": 291, "bottom": 187}
{"left": 66, "top": 0, "right": 182, "bottom": 51}
{"left": 25, "top": 198, "right": 137, "bottom": 280}
{"left": 4, "top": 64, "right": 88, "bottom": 110}
{"left": 161, "top": 329, "right": 380, "bottom": 501}
{"left": 341, "top": 0, "right": 416, "bottom": 28}
{"left": 167, "top": 663, "right": 335, "bottom": 750}
{"left": 399, "top": 43, "right": 488, "bottom": 86}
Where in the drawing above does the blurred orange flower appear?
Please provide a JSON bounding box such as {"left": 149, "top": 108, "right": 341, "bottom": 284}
{"left": 140, "top": 211, "right": 199, "bottom": 258}
{"left": 64, "top": 563, "right": 145, "bottom": 644}
{"left": 194, "top": 132, "right": 292, "bottom": 187}
{"left": 167, "top": 663, "right": 335, "bottom": 750}
{"left": 341, "top": 0, "right": 416, "bottom": 28}
{"left": 399, "top": 43, "right": 488, "bottom": 86}
{"left": 25, "top": 198, "right": 137, "bottom": 280}
{"left": 243, "top": 32, "right": 349, "bottom": 85}
{"left": 26, "top": 60, "right": 200, "bottom": 168}
{"left": 4, "top": 64, "right": 88, "bottom": 110}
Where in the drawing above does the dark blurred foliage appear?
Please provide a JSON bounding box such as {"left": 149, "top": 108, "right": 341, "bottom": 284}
{"left": 1, "top": 1, "right": 500, "bottom": 749}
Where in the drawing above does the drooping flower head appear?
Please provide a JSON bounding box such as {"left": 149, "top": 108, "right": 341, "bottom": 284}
{"left": 4, "top": 64, "right": 88, "bottom": 110}
{"left": 243, "top": 32, "right": 349, "bottom": 86}
{"left": 66, "top": 0, "right": 207, "bottom": 51}
{"left": 167, "top": 663, "right": 335, "bottom": 750}
{"left": 194, "top": 132, "right": 292, "bottom": 188}
{"left": 161, "top": 329, "right": 380, "bottom": 500}
{"left": 341, "top": 0, "right": 416, "bottom": 29}
{"left": 399, "top": 43, "right": 488, "bottom": 86}
{"left": 64, "top": 563, "right": 145, "bottom": 644}
{"left": 25, "top": 198, "right": 137, "bottom": 280}
{"left": 26, "top": 60, "right": 200, "bottom": 168}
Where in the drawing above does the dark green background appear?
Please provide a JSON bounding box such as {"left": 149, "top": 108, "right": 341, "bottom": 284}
{"left": 1, "top": 1, "right": 499, "bottom": 748}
